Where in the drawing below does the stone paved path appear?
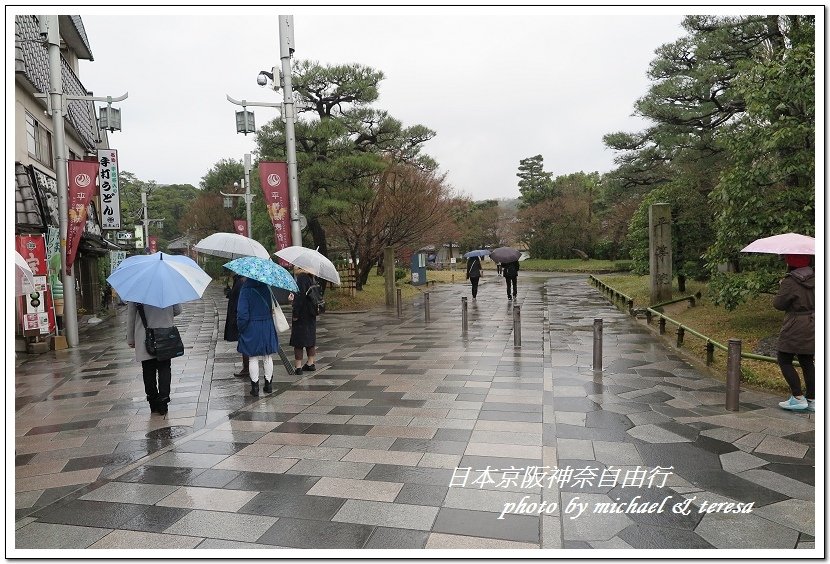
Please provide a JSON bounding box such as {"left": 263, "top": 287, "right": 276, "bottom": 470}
{"left": 12, "top": 273, "right": 817, "bottom": 553}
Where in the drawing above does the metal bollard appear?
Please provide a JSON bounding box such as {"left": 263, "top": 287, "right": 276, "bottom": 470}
{"left": 593, "top": 318, "right": 603, "bottom": 371}
{"left": 659, "top": 317, "right": 666, "bottom": 335}
{"left": 462, "top": 297, "right": 468, "bottom": 335}
{"left": 677, "top": 327, "right": 685, "bottom": 347}
{"left": 726, "top": 338, "right": 741, "bottom": 411}
{"left": 424, "top": 292, "right": 430, "bottom": 322}
{"left": 513, "top": 305, "right": 521, "bottom": 347}
{"left": 396, "top": 288, "right": 402, "bottom": 317}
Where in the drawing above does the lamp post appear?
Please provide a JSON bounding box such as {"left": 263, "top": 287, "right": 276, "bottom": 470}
{"left": 220, "top": 155, "right": 254, "bottom": 238}
{"left": 225, "top": 14, "right": 301, "bottom": 247}
{"left": 35, "top": 15, "right": 127, "bottom": 348}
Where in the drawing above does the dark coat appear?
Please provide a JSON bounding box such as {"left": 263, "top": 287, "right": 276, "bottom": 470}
{"left": 223, "top": 274, "right": 244, "bottom": 342}
{"left": 290, "top": 272, "right": 317, "bottom": 348}
{"left": 466, "top": 257, "right": 482, "bottom": 279}
{"left": 237, "top": 278, "right": 279, "bottom": 357}
{"left": 502, "top": 261, "right": 520, "bottom": 278}
{"left": 127, "top": 302, "right": 182, "bottom": 362}
{"left": 773, "top": 266, "right": 814, "bottom": 354}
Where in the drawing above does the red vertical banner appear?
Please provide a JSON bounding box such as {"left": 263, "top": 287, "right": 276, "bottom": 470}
{"left": 66, "top": 160, "right": 100, "bottom": 274}
{"left": 258, "top": 161, "right": 291, "bottom": 253}
{"left": 148, "top": 236, "right": 158, "bottom": 254}
{"left": 16, "top": 234, "right": 55, "bottom": 335}
{"left": 233, "top": 220, "right": 248, "bottom": 236}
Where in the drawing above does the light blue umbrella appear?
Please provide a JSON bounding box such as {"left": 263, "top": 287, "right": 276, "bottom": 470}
{"left": 223, "top": 256, "right": 299, "bottom": 293}
{"left": 463, "top": 249, "right": 490, "bottom": 259}
{"left": 107, "top": 252, "right": 212, "bottom": 308}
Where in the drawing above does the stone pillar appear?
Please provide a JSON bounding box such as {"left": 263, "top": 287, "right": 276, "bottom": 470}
{"left": 384, "top": 247, "right": 396, "bottom": 307}
{"left": 649, "top": 203, "right": 672, "bottom": 304}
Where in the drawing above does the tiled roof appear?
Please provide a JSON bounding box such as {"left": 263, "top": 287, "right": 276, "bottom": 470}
{"left": 15, "top": 164, "right": 46, "bottom": 231}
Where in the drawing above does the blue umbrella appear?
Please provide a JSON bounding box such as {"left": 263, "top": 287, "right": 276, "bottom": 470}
{"left": 463, "top": 249, "right": 491, "bottom": 259}
{"left": 223, "top": 256, "right": 299, "bottom": 293}
{"left": 107, "top": 252, "right": 212, "bottom": 308}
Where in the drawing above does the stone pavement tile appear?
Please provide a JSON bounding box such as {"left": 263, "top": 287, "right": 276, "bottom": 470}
{"left": 364, "top": 526, "right": 430, "bottom": 549}
{"left": 556, "top": 438, "right": 595, "bottom": 460}
{"left": 239, "top": 491, "right": 346, "bottom": 520}
{"left": 465, "top": 443, "right": 542, "bottom": 459}
{"left": 257, "top": 516, "right": 374, "bottom": 549}
{"left": 306, "top": 476, "right": 403, "bottom": 502}
{"left": 156, "top": 486, "right": 259, "bottom": 512}
{"left": 418, "top": 453, "right": 463, "bottom": 469}
{"left": 719, "top": 450, "right": 768, "bottom": 473}
{"left": 235, "top": 443, "right": 283, "bottom": 457}
{"left": 214, "top": 455, "right": 298, "bottom": 474}
{"left": 284, "top": 459, "right": 374, "bottom": 480}
{"left": 89, "top": 529, "right": 202, "bottom": 549}
{"left": 626, "top": 424, "right": 693, "bottom": 444}
{"left": 408, "top": 417, "right": 476, "bottom": 430}
{"left": 117, "top": 465, "right": 206, "bottom": 486}
{"left": 736, "top": 469, "right": 814, "bottom": 501}
{"left": 287, "top": 413, "right": 355, "bottom": 425}
{"left": 119, "top": 505, "right": 192, "bottom": 533}
{"left": 541, "top": 514, "right": 562, "bottom": 549}
{"left": 80, "top": 482, "right": 178, "bottom": 505}
{"left": 223, "top": 471, "right": 319, "bottom": 494}
{"left": 694, "top": 511, "right": 800, "bottom": 549}
{"left": 560, "top": 492, "right": 632, "bottom": 542}
{"left": 390, "top": 438, "right": 467, "bottom": 455}
{"left": 16, "top": 467, "right": 103, "bottom": 493}
{"left": 469, "top": 430, "right": 541, "bottom": 446}
{"left": 255, "top": 432, "right": 329, "bottom": 446}
{"left": 366, "top": 426, "right": 437, "bottom": 439}
{"left": 592, "top": 441, "right": 643, "bottom": 466}
{"left": 15, "top": 522, "right": 111, "bottom": 549}
{"left": 753, "top": 436, "right": 809, "bottom": 458}
{"left": 395, "top": 483, "right": 448, "bottom": 507}
{"left": 332, "top": 499, "right": 439, "bottom": 530}
{"left": 15, "top": 490, "right": 43, "bottom": 510}
{"left": 473, "top": 420, "right": 543, "bottom": 434}
{"left": 443, "top": 487, "right": 541, "bottom": 514}
{"left": 15, "top": 517, "right": 37, "bottom": 530}
{"left": 431, "top": 507, "right": 539, "bottom": 543}
{"left": 700, "top": 426, "right": 749, "bottom": 443}
{"left": 555, "top": 412, "right": 587, "bottom": 427}
{"left": 320, "top": 435, "right": 397, "bottom": 450}
{"left": 617, "top": 523, "right": 713, "bottom": 549}
{"left": 753, "top": 499, "right": 815, "bottom": 536}
{"left": 341, "top": 448, "right": 423, "bottom": 466}
{"left": 589, "top": 537, "right": 635, "bottom": 549}
{"left": 15, "top": 436, "right": 88, "bottom": 455}
{"left": 195, "top": 539, "right": 279, "bottom": 549}
{"left": 270, "top": 445, "right": 350, "bottom": 461}
{"left": 214, "top": 420, "right": 281, "bottom": 432}
{"left": 183, "top": 468, "right": 244, "bottom": 488}
{"left": 164, "top": 509, "right": 278, "bottom": 542}
{"left": 147, "top": 452, "right": 230, "bottom": 469}
{"left": 14, "top": 459, "right": 68, "bottom": 478}
{"left": 425, "top": 532, "right": 538, "bottom": 549}
{"left": 33, "top": 499, "right": 147, "bottom": 529}
{"left": 733, "top": 432, "right": 767, "bottom": 452}
{"left": 192, "top": 430, "right": 265, "bottom": 444}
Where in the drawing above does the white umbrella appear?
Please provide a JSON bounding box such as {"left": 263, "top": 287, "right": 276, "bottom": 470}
{"left": 15, "top": 251, "right": 35, "bottom": 296}
{"left": 274, "top": 246, "right": 341, "bottom": 285}
{"left": 194, "top": 232, "right": 270, "bottom": 259}
{"left": 740, "top": 233, "right": 815, "bottom": 255}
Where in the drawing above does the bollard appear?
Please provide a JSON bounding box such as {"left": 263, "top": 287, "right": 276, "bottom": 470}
{"left": 462, "top": 297, "right": 468, "bottom": 335}
{"left": 706, "top": 341, "right": 715, "bottom": 366}
{"left": 646, "top": 310, "right": 653, "bottom": 325}
{"left": 396, "top": 288, "right": 402, "bottom": 317}
{"left": 726, "top": 338, "right": 741, "bottom": 411}
{"left": 676, "top": 327, "right": 685, "bottom": 347}
{"left": 593, "top": 318, "right": 603, "bottom": 371}
{"left": 513, "top": 305, "right": 521, "bottom": 347}
{"left": 658, "top": 317, "right": 666, "bottom": 335}
{"left": 627, "top": 299, "right": 634, "bottom": 315}
{"left": 424, "top": 292, "right": 430, "bottom": 322}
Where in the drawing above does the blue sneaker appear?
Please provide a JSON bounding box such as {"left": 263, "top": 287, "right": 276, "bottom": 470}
{"left": 807, "top": 399, "right": 816, "bottom": 412}
{"left": 779, "top": 396, "right": 808, "bottom": 411}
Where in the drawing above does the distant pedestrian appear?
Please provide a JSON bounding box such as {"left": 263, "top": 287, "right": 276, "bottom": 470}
{"left": 224, "top": 273, "right": 249, "bottom": 377}
{"left": 127, "top": 302, "right": 182, "bottom": 416}
{"left": 290, "top": 268, "right": 318, "bottom": 375}
{"left": 502, "top": 260, "right": 520, "bottom": 300}
{"left": 496, "top": 262, "right": 502, "bottom": 275}
{"left": 237, "top": 278, "right": 278, "bottom": 397}
{"left": 465, "top": 256, "right": 483, "bottom": 300}
{"left": 774, "top": 254, "right": 815, "bottom": 412}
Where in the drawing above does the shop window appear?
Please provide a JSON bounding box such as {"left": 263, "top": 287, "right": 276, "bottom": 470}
{"left": 25, "top": 112, "right": 54, "bottom": 168}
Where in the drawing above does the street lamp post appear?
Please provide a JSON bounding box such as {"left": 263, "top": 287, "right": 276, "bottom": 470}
{"left": 220, "top": 155, "right": 254, "bottom": 238}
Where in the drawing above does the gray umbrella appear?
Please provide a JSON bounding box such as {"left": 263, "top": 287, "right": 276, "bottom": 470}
{"left": 489, "top": 247, "right": 522, "bottom": 263}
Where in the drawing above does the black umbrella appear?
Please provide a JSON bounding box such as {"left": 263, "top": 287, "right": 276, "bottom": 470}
{"left": 489, "top": 247, "right": 522, "bottom": 263}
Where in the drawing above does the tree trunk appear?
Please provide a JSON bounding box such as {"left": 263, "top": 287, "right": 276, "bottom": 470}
{"left": 358, "top": 259, "right": 376, "bottom": 289}
{"left": 678, "top": 274, "right": 686, "bottom": 293}
{"left": 376, "top": 253, "right": 385, "bottom": 276}
{"left": 309, "top": 218, "right": 328, "bottom": 257}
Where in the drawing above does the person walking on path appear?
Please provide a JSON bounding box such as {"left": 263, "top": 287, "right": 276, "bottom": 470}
{"left": 502, "top": 260, "right": 520, "bottom": 300}
{"left": 237, "top": 277, "right": 279, "bottom": 397}
{"left": 224, "top": 273, "right": 250, "bottom": 377}
{"left": 774, "top": 254, "right": 815, "bottom": 412}
{"left": 290, "top": 268, "right": 318, "bottom": 375}
{"left": 465, "top": 255, "right": 483, "bottom": 300}
{"left": 127, "top": 302, "right": 182, "bottom": 415}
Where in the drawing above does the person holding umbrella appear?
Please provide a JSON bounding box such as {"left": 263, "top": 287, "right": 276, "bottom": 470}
{"left": 290, "top": 267, "right": 320, "bottom": 374}
{"left": 224, "top": 273, "right": 250, "bottom": 377}
{"left": 490, "top": 247, "right": 522, "bottom": 301}
{"left": 773, "top": 254, "right": 815, "bottom": 412}
{"left": 463, "top": 250, "right": 488, "bottom": 300}
{"left": 128, "top": 302, "right": 182, "bottom": 415}
{"left": 236, "top": 277, "right": 279, "bottom": 396}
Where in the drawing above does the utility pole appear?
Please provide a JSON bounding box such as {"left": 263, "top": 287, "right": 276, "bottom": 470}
{"left": 244, "top": 153, "right": 253, "bottom": 238}
{"left": 141, "top": 185, "right": 164, "bottom": 252}
{"left": 279, "top": 15, "right": 302, "bottom": 247}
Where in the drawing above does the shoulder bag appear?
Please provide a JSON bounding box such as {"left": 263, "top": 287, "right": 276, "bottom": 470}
{"left": 137, "top": 304, "right": 184, "bottom": 361}
{"left": 255, "top": 289, "right": 289, "bottom": 333}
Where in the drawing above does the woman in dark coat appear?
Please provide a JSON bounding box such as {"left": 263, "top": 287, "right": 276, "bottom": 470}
{"left": 127, "top": 302, "right": 182, "bottom": 415}
{"left": 224, "top": 274, "right": 249, "bottom": 377}
{"left": 237, "top": 278, "right": 279, "bottom": 397}
{"left": 290, "top": 268, "right": 318, "bottom": 375}
{"left": 465, "top": 256, "right": 483, "bottom": 299}
{"left": 774, "top": 254, "right": 815, "bottom": 412}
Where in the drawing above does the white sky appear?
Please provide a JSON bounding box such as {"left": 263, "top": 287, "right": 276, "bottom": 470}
{"left": 67, "top": 6, "right": 696, "bottom": 201}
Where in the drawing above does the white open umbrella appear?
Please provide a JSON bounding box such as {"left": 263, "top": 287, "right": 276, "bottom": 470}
{"left": 194, "top": 232, "right": 270, "bottom": 259}
{"left": 274, "top": 246, "right": 341, "bottom": 285}
{"left": 740, "top": 233, "right": 815, "bottom": 255}
{"left": 15, "top": 251, "right": 35, "bottom": 296}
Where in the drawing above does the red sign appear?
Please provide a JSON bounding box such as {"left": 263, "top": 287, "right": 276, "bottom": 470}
{"left": 66, "top": 160, "right": 100, "bottom": 274}
{"left": 259, "top": 161, "right": 291, "bottom": 252}
{"left": 16, "top": 234, "right": 55, "bottom": 335}
{"left": 148, "top": 236, "right": 158, "bottom": 254}
{"left": 234, "top": 220, "right": 248, "bottom": 236}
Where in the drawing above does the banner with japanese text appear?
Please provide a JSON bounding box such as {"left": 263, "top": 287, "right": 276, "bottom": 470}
{"left": 258, "top": 161, "right": 290, "bottom": 253}
{"left": 66, "top": 160, "right": 99, "bottom": 274}
{"left": 233, "top": 220, "right": 248, "bottom": 236}
{"left": 16, "top": 234, "right": 55, "bottom": 335}
{"left": 98, "top": 149, "right": 121, "bottom": 229}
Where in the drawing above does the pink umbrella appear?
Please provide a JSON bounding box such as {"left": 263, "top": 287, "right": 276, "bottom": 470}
{"left": 740, "top": 233, "right": 815, "bottom": 255}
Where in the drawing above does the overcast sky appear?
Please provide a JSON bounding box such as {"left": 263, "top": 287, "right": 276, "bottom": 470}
{"left": 73, "top": 7, "right": 690, "bottom": 201}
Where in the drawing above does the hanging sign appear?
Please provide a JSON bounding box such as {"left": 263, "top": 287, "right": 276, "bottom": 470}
{"left": 258, "top": 161, "right": 291, "bottom": 253}
{"left": 66, "top": 160, "right": 100, "bottom": 274}
{"left": 98, "top": 149, "right": 121, "bottom": 229}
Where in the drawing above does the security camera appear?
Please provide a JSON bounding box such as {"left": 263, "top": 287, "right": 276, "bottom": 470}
{"left": 256, "top": 73, "right": 268, "bottom": 87}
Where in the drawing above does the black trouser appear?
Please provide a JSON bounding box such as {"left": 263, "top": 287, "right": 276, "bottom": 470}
{"left": 470, "top": 277, "right": 480, "bottom": 298}
{"left": 777, "top": 351, "right": 815, "bottom": 400}
{"left": 505, "top": 276, "right": 517, "bottom": 298}
{"left": 142, "top": 358, "right": 172, "bottom": 402}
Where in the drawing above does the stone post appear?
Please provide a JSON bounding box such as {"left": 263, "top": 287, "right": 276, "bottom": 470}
{"left": 649, "top": 203, "right": 672, "bottom": 304}
{"left": 384, "top": 247, "right": 395, "bottom": 307}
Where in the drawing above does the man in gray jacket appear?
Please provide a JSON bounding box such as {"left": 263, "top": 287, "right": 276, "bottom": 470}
{"left": 128, "top": 302, "right": 182, "bottom": 415}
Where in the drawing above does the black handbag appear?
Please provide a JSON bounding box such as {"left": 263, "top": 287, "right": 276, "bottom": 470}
{"left": 137, "top": 304, "right": 184, "bottom": 361}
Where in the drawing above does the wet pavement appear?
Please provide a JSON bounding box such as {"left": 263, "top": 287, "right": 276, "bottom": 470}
{"left": 12, "top": 272, "right": 817, "bottom": 553}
